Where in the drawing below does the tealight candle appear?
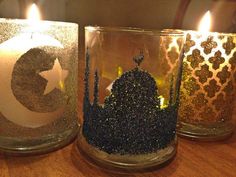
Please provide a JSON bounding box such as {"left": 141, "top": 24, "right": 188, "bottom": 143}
{"left": 0, "top": 4, "right": 78, "bottom": 154}
{"left": 177, "top": 11, "right": 236, "bottom": 140}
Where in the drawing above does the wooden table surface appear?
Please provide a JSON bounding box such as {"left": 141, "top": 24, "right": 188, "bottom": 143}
{"left": 0, "top": 112, "right": 236, "bottom": 177}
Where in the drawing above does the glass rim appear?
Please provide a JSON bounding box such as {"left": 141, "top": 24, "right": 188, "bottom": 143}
{"left": 0, "top": 18, "right": 78, "bottom": 27}
{"left": 163, "top": 28, "right": 236, "bottom": 36}
{"left": 85, "top": 26, "right": 184, "bottom": 36}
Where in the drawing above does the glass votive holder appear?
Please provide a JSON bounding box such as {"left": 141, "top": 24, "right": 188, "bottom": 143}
{"left": 0, "top": 18, "right": 79, "bottom": 154}
{"left": 177, "top": 30, "right": 236, "bottom": 140}
{"left": 77, "top": 26, "right": 184, "bottom": 171}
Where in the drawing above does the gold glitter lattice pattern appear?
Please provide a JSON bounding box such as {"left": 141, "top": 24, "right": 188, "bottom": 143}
{"left": 179, "top": 34, "right": 236, "bottom": 124}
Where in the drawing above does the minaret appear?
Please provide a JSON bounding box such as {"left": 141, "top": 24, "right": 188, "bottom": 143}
{"left": 169, "top": 75, "right": 174, "bottom": 106}
{"left": 83, "top": 48, "right": 91, "bottom": 114}
{"left": 93, "top": 70, "right": 99, "bottom": 106}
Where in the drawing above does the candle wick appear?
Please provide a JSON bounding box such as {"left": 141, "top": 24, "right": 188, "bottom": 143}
{"left": 31, "top": 33, "right": 33, "bottom": 39}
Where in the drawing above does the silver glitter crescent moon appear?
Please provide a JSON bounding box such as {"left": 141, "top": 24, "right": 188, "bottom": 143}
{"left": 0, "top": 33, "right": 65, "bottom": 128}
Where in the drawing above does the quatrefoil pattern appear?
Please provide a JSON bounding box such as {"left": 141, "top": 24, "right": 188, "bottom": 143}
{"left": 201, "top": 36, "right": 217, "bottom": 54}
{"left": 179, "top": 33, "right": 236, "bottom": 123}
{"left": 209, "top": 51, "right": 225, "bottom": 70}
{"left": 187, "top": 49, "right": 204, "bottom": 69}
{"left": 184, "top": 33, "right": 195, "bottom": 53}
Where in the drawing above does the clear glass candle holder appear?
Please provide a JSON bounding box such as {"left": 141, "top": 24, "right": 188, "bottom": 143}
{"left": 0, "top": 18, "right": 79, "bottom": 154}
{"left": 77, "top": 26, "right": 184, "bottom": 171}
{"left": 177, "top": 30, "right": 236, "bottom": 140}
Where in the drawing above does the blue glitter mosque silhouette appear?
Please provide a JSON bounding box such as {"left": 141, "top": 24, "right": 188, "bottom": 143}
{"left": 83, "top": 49, "right": 178, "bottom": 155}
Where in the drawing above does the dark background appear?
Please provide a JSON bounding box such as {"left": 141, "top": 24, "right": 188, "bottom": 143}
{"left": 0, "top": 0, "right": 236, "bottom": 52}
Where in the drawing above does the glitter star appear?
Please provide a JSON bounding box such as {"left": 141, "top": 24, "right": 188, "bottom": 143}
{"left": 39, "top": 58, "right": 68, "bottom": 95}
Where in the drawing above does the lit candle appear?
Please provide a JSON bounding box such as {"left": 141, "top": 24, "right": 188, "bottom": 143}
{"left": 0, "top": 4, "right": 77, "bottom": 128}
{"left": 78, "top": 27, "right": 185, "bottom": 169}
{"left": 178, "top": 11, "right": 236, "bottom": 140}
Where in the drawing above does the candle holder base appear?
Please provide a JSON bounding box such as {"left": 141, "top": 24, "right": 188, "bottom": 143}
{"left": 77, "top": 132, "right": 177, "bottom": 172}
{"left": 0, "top": 125, "right": 79, "bottom": 155}
{"left": 177, "top": 122, "right": 234, "bottom": 141}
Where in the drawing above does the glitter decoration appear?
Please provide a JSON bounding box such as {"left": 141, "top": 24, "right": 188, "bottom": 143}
{"left": 200, "top": 36, "right": 217, "bottom": 54}
{"left": 177, "top": 31, "right": 236, "bottom": 140}
{"left": 223, "top": 36, "right": 235, "bottom": 55}
{"left": 192, "top": 93, "right": 208, "bottom": 109}
{"left": 195, "top": 64, "right": 213, "bottom": 84}
{"left": 0, "top": 18, "right": 78, "bottom": 154}
{"left": 78, "top": 27, "right": 184, "bottom": 170}
{"left": 229, "top": 52, "right": 236, "bottom": 69}
{"left": 183, "top": 77, "right": 200, "bottom": 95}
{"left": 83, "top": 51, "right": 177, "bottom": 155}
{"left": 208, "top": 51, "right": 225, "bottom": 70}
{"left": 179, "top": 32, "right": 236, "bottom": 123}
{"left": 187, "top": 49, "right": 204, "bottom": 69}
{"left": 216, "top": 66, "right": 231, "bottom": 84}
{"left": 184, "top": 33, "right": 195, "bottom": 53}
{"left": 203, "top": 80, "right": 220, "bottom": 98}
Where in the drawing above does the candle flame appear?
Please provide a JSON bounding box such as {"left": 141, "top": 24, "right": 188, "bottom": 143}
{"left": 27, "top": 3, "right": 41, "bottom": 21}
{"left": 25, "top": 3, "right": 45, "bottom": 33}
{"left": 198, "top": 11, "right": 211, "bottom": 32}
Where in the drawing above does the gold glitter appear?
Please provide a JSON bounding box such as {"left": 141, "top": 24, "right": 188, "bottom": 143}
{"left": 183, "top": 77, "right": 200, "bottom": 96}
{"left": 195, "top": 64, "right": 213, "bottom": 84}
{"left": 212, "top": 93, "right": 225, "bottom": 111}
{"left": 209, "top": 51, "right": 225, "bottom": 70}
{"left": 216, "top": 66, "right": 231, "bottom": 84}
{"left": 187, "top": 49, "right": 204, "bottom": 69}
{"left": 192, "top": 93, "right": 208, "bottom": 109}
{"left": 179, "top": 32, "right": 236, "bottom": 123}
{"left": 204, "top": 80, "right": 220, "bottom": 98}
{"left": 223, "top": 36, "right": 236, "bottom": 55}
{"left": 199, "top": 106, "right": 216, "bottom": 122}
{"left": 184, "top": 33, "right": 195, "bottom": 53}
{"left": 201, "top": 36, "right": 217, "bottom": 54}
{"left": 229, "top": 52, "right": 236, "bottom": 70}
